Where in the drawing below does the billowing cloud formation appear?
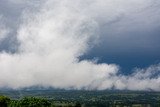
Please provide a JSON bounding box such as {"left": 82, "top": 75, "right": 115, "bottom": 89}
{"left": 0, "top": 0, "right": 160, "bottom": 91}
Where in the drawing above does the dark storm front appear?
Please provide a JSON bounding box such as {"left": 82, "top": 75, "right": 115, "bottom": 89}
{"left": 0, "top": 90, "right": 160, "bottom": 107}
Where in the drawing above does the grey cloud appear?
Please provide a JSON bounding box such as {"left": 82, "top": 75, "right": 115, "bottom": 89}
{"left": 0, "top": 0, "right": 159, "bottom": 91}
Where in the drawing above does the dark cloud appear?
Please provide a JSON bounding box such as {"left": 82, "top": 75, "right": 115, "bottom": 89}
{"left": 0, "top": 0, "right": 160, "bottom": 91}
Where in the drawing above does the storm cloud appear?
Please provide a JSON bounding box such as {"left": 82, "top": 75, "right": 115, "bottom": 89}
{"left": 0, "top": 0, "right": 160, "bottom": 91}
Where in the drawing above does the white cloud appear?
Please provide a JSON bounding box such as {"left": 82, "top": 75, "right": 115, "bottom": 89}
{"left": 0, "top": 0, "right": 159, "bottom": 91}
{"left": 114, "top": 64, "right": 160, "bottom": 91}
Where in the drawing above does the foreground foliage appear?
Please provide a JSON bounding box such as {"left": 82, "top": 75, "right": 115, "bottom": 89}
{"left": 0, "top": 96, "right": 80, "bottom": 107}
{"left": 9, "top": 97, "right": 51, "bottom": 107}
{"left": 0, "top": 96, "right": 10, "bottom": 107}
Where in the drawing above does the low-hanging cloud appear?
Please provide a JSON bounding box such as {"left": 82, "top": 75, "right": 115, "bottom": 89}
{"left": 0, "top": 0, "right": 160, "bottom": 91}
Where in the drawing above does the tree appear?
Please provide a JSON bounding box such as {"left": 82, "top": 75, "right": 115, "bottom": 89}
{"left": 19, "top": 97, "right": 51, "bottom": 107}
{"left": 0, "top": 96, "right": 10, "bottom": 107}
{"left": 75, "top": 102, "right": 81, "bottom": 107}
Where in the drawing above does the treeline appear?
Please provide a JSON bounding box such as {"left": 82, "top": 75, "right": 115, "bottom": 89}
{"left": 0, "top": 96, "right": 81, "bottom": 107}
{"left": 1, "top": 95, "right": 160, "bottom": 107}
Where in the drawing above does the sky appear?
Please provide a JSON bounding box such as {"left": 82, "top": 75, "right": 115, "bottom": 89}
{"left": 0, "top": 0, "right": 160, "bottom": 91}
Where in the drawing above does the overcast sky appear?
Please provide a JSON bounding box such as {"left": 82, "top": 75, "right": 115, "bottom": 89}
{"left": 0, "top": 0, "right": 160, "bottom": 91}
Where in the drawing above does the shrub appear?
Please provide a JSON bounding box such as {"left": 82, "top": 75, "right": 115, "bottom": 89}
{"left": 0, "top": 96, "right": 10, "bottom": 107}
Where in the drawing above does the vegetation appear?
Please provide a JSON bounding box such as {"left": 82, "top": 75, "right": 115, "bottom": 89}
{"left": 0, "top": 96, "right": 10, "bottom": 107}
{"left": 9, "top": 97, "right": 51, "bottom": 107}
{"left": 0, "top": 96, "right": 78, "bottom": 107}
{"left": 0, "top": 90, "right": 160, "bottom": 107}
